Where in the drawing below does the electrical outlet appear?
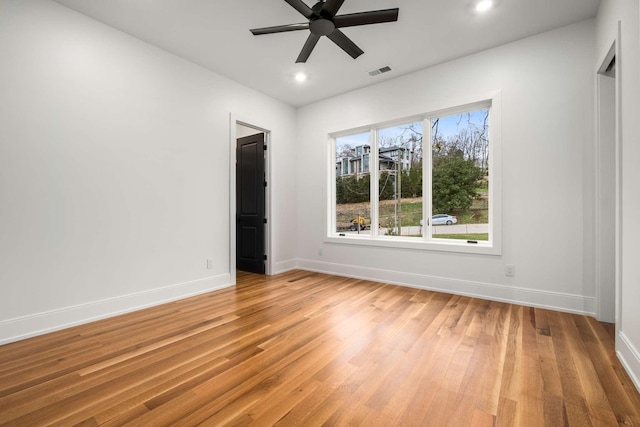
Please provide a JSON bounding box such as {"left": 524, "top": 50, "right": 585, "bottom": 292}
{"left": 318, "top": 248, "right": 323, "bottom": 256}
{"left": 505, "top": 264, "right": 515, "bottom": 277}
{"left": 206, "top": 259, "right": 213, "bottom": 269}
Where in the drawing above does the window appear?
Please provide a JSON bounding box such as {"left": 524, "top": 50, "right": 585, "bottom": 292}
{"left": 328, "top": 95, "right": 500, "bottom": 255}
{"left": 377, "top": 121, "right": 423, "bottom": 238}
{"left": 431, "top": 108, "right": 489, "bottom": 242}
{"left": 335, "top": 131, "right": 371, "bottom": 234}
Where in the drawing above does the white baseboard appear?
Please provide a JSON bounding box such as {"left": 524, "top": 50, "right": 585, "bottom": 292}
{"left": 272, "top": 258, "right": 298, "bottom": 275}
{"left": 295, "top": 259, "right": 596, "bottom": 316}
{"left": 0, "top": 274, "right": 232, "bottom": 345}
{"left": 617, "top": 332, "right": 640, "bottom": 393}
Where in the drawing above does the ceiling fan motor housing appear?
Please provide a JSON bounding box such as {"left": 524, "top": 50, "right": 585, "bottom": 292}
{"left": 310, "top": 18, "right": 335, "bottom": 36}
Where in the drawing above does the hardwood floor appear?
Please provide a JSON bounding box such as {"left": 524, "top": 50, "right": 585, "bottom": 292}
{"left": 1, "top": 270, "right": 639, "bottom": 426}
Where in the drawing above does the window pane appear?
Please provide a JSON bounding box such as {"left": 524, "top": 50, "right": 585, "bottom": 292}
{"left": 335, "top": 132, "right": 371, "bottom": 234}
{"left": 431, "top": 108, "right": 489, "bottom": 241}
{"left": 377, "top": 122, "right": 423, "bottom": 238}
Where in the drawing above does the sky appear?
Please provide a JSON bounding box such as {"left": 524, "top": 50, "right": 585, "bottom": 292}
{"left": 335, "top": 107, "right": 489, "bottom": 151}
{"left": 433, "top": 108, "right": 488, "bottom": 140}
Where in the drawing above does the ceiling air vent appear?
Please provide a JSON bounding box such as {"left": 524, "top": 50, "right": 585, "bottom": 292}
{"left": 369, "top": 66, "right": 392, "bottom": 76}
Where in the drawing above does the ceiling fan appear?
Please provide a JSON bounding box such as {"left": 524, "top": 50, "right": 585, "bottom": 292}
{"left": 250, "top": 0, "right": 399, "bottom": 63}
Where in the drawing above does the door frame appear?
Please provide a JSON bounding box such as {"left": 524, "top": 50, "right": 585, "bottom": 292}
{"left": 594, "top": 32, "right": 622, "bottom": 327}
{"left": 229, "top": 114, "right": 272, "bottom": 285}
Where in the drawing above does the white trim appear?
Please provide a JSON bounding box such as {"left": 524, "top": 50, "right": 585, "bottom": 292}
{"left": 0, "top": 274, "right": 231, "bottom": 345}
{"left": 614, "top": 21, "right": 623, "bottom": 337}
{"left": 594, "top": 40, "right": 617, "bottom": 323}
{"left": 424, "top": 116, "right": 432, "bottom": 241}
{"left": 229, "top": 115, "right": 237, "bottom": 284}
{"left": 617, "top": 332, "right": 640, "bottom": 393}
{"left": 324, "top": 235, "right": 497, "bottom": 255}
{"left": 272, "top": 259, "right": 298, "bottom": 275}
{"left": 489, "top": 92, "right": 503, "bottom": 255}
{"left": 265, "top": 130, "right": 273, "bottom": 275}
{"left": 295, "top": 258, "right": 596, "bottom": 316}
{"left": 323, "top": 134, "right": 331, "bottom": 244}
{"left": 370, "top": 128, "right": 379, "bottom": 238}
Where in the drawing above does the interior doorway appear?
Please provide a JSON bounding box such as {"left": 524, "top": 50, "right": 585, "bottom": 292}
{"left": 231, "top": 121, "right": 270, "bottom": 279}
{"left": 595, "top": 43, "right": 617, "bottom": 323}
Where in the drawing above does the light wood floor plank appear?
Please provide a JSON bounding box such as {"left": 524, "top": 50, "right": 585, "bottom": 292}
{"left": 0, "top": 270, "right": 639, "bottom": 426}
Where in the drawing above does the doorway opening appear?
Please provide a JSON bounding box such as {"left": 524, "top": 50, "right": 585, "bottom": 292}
{"left": 230, "top": 120, "right": 271, "bottom": 282}
{"left": 595, "top": 42, "right": 618, "bottom": 323}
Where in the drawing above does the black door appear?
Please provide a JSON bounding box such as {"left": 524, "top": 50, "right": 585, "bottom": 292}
{"left": 236, "top": 133, "right": 266, "bottom": 274}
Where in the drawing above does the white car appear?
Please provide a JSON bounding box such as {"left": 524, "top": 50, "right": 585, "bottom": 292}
{"left": 420, "top": 214, "right": 458, "bottom": 226}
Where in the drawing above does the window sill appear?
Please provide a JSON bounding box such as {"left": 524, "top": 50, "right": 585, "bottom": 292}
{"left": 324, "top": 234, "right": 501, "bottom": 256}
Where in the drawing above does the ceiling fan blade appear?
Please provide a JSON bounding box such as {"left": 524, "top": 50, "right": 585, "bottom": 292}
{"left": 250, "top": 22, "right": 309, "bottom": 35}
{"left": 322, "top": 0, "right": 345, "bottom": 17}
{"left": 334, "top": 8, "right": 399, "bottom": 28}
{"left": 296, "top": 33, "right": 321, "bottom": 63}
{"left": 285, "top": 0, "right": 315, "bottom": 19}
{"left": 327, "top": 29, "right": 364, "bottom": 59}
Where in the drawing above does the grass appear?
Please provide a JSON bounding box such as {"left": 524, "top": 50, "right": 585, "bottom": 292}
{"left": 454, "top": 209, "right": 488, "bottom": 224}
{"left": 434, "top": 233, "right": 489, "bottom": 241}
{"left": 336, "top": 197, "right": 489, "bottom": 229}
{"left": 379, "top": 200, "right": 488, "bottom": 227}
{"left": 379, "top": 201, "right": 423, "bottom": 227}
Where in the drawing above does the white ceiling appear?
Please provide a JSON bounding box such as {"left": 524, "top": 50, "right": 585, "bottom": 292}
{"left": 52, "top": 0, "right": 601, "bottom": 107}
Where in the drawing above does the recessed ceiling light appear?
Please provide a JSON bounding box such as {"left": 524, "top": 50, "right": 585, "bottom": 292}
{"left": 294, "top": 72, "right": 307, "bottom": 83}
{"left": 476, "top": 0, "right": 493, "bottom": 13}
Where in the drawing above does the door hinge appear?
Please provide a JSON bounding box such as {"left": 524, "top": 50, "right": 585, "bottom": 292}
{"left": 264, "top": 181, "right": 267, "bottom": 187}
{"left": 263, "top": 145, "right": 267, "bottom": 151}
{"left": 263, "top": 255, "right": 267, "bottom": 260}
{"left": 263, "top": 218, "right": 267, "bottom": 224}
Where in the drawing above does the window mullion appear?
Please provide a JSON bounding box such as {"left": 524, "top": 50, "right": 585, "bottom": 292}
{"left": 424, "top": 117, "right": 433, "bottom": 242}
{"left": 370, "top": 128, "right": 379, "bottom": 238}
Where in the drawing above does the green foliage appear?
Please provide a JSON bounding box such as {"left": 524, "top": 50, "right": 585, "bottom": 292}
{"left": 336, "top": 174, "right": 370, "bottom": 204}
{"left": 376, "top": 169, "right": 423, "bottom": 202}
{"left": 337, "top": 153, "right": 483, "bottom": 216}
{"left": 401, "top": 169, "right": 423, "bottom": 198}
{"left": 432, "top": 155, "right": 483, "bottom": 213}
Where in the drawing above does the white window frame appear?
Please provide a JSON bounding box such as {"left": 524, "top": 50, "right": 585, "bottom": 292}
{"left": 326, "top": 92, "right": 502, "bottom": 255}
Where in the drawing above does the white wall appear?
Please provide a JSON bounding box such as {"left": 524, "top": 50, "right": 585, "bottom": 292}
{"left": 295, "top": 20, "right": 596, "bottom": 315}
{"left": 0, "top": 0, "right": 297, "bottom": 344}
{"left": 596, "top": 0, "right": 640, "bottom": 392}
